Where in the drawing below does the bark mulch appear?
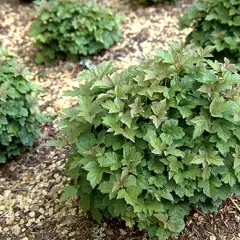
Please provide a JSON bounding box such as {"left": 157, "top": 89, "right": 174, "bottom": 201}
{"left": 0, "top": 0, "right": 240, "bottom": 240}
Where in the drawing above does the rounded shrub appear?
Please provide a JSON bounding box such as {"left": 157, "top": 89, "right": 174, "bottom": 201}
{"left": 179, "top": 0, "right": 240, "bottom": 65}
{"left": 0, "top": 48, "right": 44, "bottom": 163}
{"left": 28, "top": 0, "right": 123, "bottom": 64}
{"left": 57, "top": 42, "right": 240, "bottom": 239}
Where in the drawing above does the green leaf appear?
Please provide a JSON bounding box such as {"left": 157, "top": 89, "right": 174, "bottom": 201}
{"left": 101, "top": 98, "right": 124, "bottom": 113}
{"left": 83, "top": 162, "right": 105, "bottom": 188}
{"left": 91, "top": 207, "right": 102, "bottom": 223}
{"left": 199, "top": 178, "right": 222, "bottom": 197}
{"left": 0, "top": 82, "right": 9, "bottom": 102}
{"left": 129, "top": 98, "right": 144, "bottom": 118}
{"left": 80, "top": 194, "right": 90, "bottom": 212}
{"left": 97, "top": 152, "right": 121, "bottom": 170}
{"left": 117, "top": 187, "right": 139, "bottom": 206}
{"left": 160, "top": 189, "right": 174, "bottom": 201}
{"left": 98, "top": 181, "right": 113, "bottom": 194}
{"left": 233, "top": 146, "right": 240, "bottom": 169}
{"left": 211, "top": 120, "right": 232, "bottom": 142}
{"left": 191, "top": 111, "right": 211, "bottom": 139}
{"left": 150, "top": 99, "right": 168, "bottom": 128}
{"left": 149, "top": 136, "right": 165, "bottom": 155}
{"left": 221, "top": 172, "right": 236, "bottom": 187}
{"left": 61, "top": 186, "right": 77, "bottom": 201}
{"left": 119, "top": 112, "right": 132, "bottom": 128}
{"left": 47, "top": 139, "right": 68, "bottom": 147}
{"left": 122, "top": 146, "right": 142, "bottom": 166}
{"left": 192, "top": 150, "right": 224, "bottom": 167}
{"left": 160, "top": 119, "right": 185, "bottom": 145}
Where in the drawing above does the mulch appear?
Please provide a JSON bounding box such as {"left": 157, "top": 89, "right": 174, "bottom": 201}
{"left": 0, "top": 0, "right": 240, "bottom": 240}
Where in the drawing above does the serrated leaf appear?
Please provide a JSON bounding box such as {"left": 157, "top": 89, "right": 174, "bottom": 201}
{"left": 192, "top": 150, "right": 224, "bottom": 167}
{"left": 83, "top": 162, "right": 105, "bottom": 188}
{"left": 119, "top": 112, "right": 132, "bottom": 128}
{"left": 150, "top": 99, "right": 167, "bottom": 128}
{"left": 97, "top": 152, "right": 121, "bottom": 170}
{"left": 0, "top": 82, "right": 9, "bottom": 102}
{"left": 191, "top": 111, "right": 211, "bottom": 139}
{"left": 221, "top": 172, "right": 236, "bottom": 187}
{"left": 211, "top": 120, "right": 232, "bottom": 142}
{"left": 61, "top": 186, "right": 77, "bottom": 201}
{"left": 199, "top": 178, "right": 222, "bottom": 197}
{"left": 101, "top": 98, "right": 124, "bottom": 113}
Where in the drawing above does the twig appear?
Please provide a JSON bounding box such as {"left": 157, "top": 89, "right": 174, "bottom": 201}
{"left": 195, "top": 208, "right": 206, "bottom": 217}
{"left": 229, "top": 197, "right": 240, "bottom": 213}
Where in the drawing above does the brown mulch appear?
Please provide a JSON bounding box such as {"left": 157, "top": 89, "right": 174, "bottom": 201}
{"left": 1, "top": 0, "right": 240, "bottom": 240}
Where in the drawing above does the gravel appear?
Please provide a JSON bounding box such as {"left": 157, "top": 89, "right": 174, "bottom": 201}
{"left": 1, "top": 0, "right": 240, "bottom": 239}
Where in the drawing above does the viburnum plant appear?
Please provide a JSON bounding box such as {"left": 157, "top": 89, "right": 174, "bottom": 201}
{"left": 28, "top": 0, "right": 123, "bottom": 64}
{"left": 179, "top": 0, "right": 240, "bottom": 64}
{"left": 55, "top": 42, "right": 240, "bottom": 239}
{"left": 0, "top": 48, "right": 44, "bottom": 163}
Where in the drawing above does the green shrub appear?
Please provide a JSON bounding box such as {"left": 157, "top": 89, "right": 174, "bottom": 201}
{"left": 56, "top": 42, "right": 240, "bottom": 239}
{"left": 0, "top": 48, "right": 44, "bottom": 163}
{"left": 179, "top": 0, "right": 240, "bottom": 65}
{"left": 28, "top": 0, "right": 123, "bottom": 64}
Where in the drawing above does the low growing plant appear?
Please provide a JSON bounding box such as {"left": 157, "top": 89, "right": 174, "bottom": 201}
{"left": 28, "top": 0, "right": 123, "bottom": 64}
{"left": 56, "top": 42, "right": 240, "bottom": 239}
{"left": 179, "top": 0, "right": 240, "bottom": 65}
{"left": 0, "top": 48, "right": 44, "bottom": 163}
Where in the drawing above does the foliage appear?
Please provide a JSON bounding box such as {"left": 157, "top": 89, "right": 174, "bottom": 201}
{"left": 28, "top": 0, "right": 123, "bottom": 64}
{"left": 0, "top": 48, "right": 44, "bottom": 163}
{"left": 56, "top": 42, "right": 240, "bottom": 239}
{"left": 179, "top": 0, "right": 240, "bottom": 65}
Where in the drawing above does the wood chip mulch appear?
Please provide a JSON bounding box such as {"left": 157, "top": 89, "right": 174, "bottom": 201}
{"left": 1, "top": 0, "right": 240, "bottom": 240}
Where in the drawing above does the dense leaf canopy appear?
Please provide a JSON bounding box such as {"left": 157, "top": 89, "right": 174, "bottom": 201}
{"left": 28, "top": 0, "right": 123, "bottom": 63}
{"left": 180, "top": 0, "right": 240, "bottom": 65}
{"left": 57, "top": 42, "right": 240, "bottom": 239}
{"left": 0, "top": 49, "right": 44, "bottom": 163}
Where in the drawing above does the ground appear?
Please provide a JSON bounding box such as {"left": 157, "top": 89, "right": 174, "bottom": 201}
{"left": 0, "top": 0, "right": 240, "bottom": 239}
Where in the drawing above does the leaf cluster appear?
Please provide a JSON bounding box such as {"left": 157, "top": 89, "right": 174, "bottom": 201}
{"left": 0, "top": 48, "right": 44, "bottom": 163}
{"left": 57, "top": 42, "right": 240, "bottom": 239}
{"left": 179, "top": 0, "right": 240, "bottom": 64}
{"left": 28, "top": 0, "right": 123, "bottom": 64}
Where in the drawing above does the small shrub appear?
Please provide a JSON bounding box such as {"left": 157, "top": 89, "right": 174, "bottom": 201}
{"left": 179, "top": 0, "right": 240, "bottom": 64}
{"left": 0, "top": 48, "right": 44, "bottom": 163}
{"left": 56, "top": 42, "right": 240, "bottom": 239}
{"left": 28, "top": 0, "right": 123, "bottom": 64}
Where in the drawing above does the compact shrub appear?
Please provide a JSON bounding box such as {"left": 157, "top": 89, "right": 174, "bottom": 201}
{"left": 179, "top": 0, "right": 240, "bottom": 64}
{"left": 56, "top": 42, "right": 240, "bottom": 239}
{"left": 0, "top": 48, "right": 44, "bottom": 163}
{"left": 28, "top": 0, "right": 123, "bottom": 64}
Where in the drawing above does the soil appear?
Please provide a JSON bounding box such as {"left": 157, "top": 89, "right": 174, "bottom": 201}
{"left": 0, "top": 0, "right": 240, "bottom": 240}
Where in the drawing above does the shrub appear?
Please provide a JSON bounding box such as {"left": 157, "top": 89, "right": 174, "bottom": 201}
{"left": 179, "top": 0, "right": 240, "bottom": 65}
{"left": 56, "top": 42, "right": 240, "bottom": 239}
{"left": 28, "top": 0, "right": 123, "bottom": 64}
{"left": 0, "top": 48, "right": 44, "bottom": 163}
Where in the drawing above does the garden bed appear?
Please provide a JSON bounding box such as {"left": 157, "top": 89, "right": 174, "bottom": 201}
{"left": 1, "top": 0, "right": 240, "bottom": 239}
